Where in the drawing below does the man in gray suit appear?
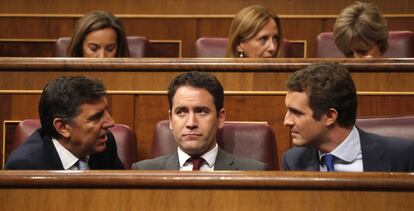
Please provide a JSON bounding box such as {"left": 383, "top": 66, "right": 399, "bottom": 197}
{"left": 283, "top": 63, "right": 414, "bottom": 172}
{"left": 132, "top": 71, "right": 267, "bottom": 171}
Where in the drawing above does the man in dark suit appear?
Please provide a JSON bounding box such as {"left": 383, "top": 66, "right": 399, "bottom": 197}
{"left": 132, "top": 71, "right": 266, "bottom": 170}
{"left": 283, "top": 63, "right": 414, "bottom": 172}
{"left": 6, "top": 76, "right": 124, "bottom": 170}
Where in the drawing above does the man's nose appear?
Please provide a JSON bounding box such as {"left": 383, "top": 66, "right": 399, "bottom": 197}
{"left": 102, "top": 111, "right": 115, "bottom": 128}
{"left": 283, "top": 112, "right": 293, "bottom": 127}
{"left": 186, "top": 112, "right": 198, "bottom": 129}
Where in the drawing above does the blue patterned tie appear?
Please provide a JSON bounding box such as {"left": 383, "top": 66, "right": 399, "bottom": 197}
{"left": 322, "top": 154, "right": 335, "bottom": 171}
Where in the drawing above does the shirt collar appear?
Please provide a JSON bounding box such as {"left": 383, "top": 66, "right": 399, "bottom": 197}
{"left": 319, "top": 126, "right": 361, "bottom": 163}
{"left": 177, "top": 143, "right": 218, "bottom": 168}
{"left": 52, "top": 138, "right": 80, "bottom": 170}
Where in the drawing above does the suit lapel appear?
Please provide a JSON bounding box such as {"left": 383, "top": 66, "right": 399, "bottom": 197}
{"left": 358, "top": 128, "right": 389, "bottom": 171}
{"left": 163, "top": 152, "right": 180, "bottom": 170}
{"left": 41, "top": 130, "right": 65, "bottom": 170}
{"left": 301, "top": 148, "right": 320, "bottom": 171}
{"left": 214, "top": 148, "right": 236, "bottom": 170}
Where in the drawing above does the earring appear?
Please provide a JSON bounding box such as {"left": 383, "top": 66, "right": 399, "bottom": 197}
{"left": 239, "top": 52, "right": 244, "bottom": 58}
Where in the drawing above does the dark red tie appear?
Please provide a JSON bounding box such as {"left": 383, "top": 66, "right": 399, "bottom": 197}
{"left": 191, "top": 157, "right": 205, "bottom": 171}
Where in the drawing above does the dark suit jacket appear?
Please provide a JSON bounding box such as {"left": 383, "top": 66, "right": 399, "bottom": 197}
{"left": 283, "top": 128, "right": 414, "bottom": 172}
{"left": 131, "top": 147, "right": 267, "bottom": 170}
{"left": 5, "top": 128, "right": 124, "bottom": 170}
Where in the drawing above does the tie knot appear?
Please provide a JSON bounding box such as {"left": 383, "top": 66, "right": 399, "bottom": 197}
{"left": 322, "top": 154, "right": 335, "bottom": 172}
{"left": 77, "top": 157, "right": 90, "bottom": 170}
{"left": 190, "top": 157, "right": 205, "bottom": 171}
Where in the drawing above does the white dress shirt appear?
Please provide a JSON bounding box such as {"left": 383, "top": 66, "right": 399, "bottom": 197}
{"left": 52, "top": 138, "right": 85, "bottom": 170}
{"left": 319, "top": 126, "right": 364, "bottom": 172}
{"left": 177, "top": 143, "right": 218, "bottom": 171}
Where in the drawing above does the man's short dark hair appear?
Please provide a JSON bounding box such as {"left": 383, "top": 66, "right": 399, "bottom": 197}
{"left": 286, "top": 63, "right": 357, "bottom": 127}
{"left": 167, "top": 71, "right": 224, "bottom": 115}
{"left": 39, "top": 76, "right": 106, "bottom": 138}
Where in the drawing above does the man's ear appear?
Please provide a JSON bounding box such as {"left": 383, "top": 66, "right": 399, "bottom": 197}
{"left": 325, "top": 108, "right": 338, "bottom": 127}
{"left": 168, "top": 110, "right": 173, "bottom": 130}
{"left": 217, "top": 108, "right": 226, "bottom": 129}
{"left": 53, "top": 118, "right": 71, "bottom": 138}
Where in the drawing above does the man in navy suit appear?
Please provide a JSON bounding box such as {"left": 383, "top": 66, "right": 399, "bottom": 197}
{"left": 283, "top": 63, "right": 414, "bottom": 172}
{"left": 6, "top": 76, "right": 124, "bottom": 170}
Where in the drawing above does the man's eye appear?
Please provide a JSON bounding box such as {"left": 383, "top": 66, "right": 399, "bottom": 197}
{"left": 175, "top": 110, "right": 185, "bottom": 116}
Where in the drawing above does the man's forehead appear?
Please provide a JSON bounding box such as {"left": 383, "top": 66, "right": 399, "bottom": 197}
{"left": 285, "top": 91, "right": 311, "bottom": 106}
{"left": 173, "top": 86, "right": 213, "bottom": 101}
{"left": 76, "top": 97, "right": 107, "bottom": 112}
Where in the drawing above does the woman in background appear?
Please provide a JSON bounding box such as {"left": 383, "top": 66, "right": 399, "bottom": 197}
{"left": 334, "top": 1, "right": 388, "bottom": 58}
{"left": 67, "top": 11, "right": 130, "bottom": 57}
{"left": 226, "top": 5, "right": 283, "bottom": 58}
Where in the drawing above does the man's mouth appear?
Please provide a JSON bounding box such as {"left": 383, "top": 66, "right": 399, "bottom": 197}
{"left": 183, "top": 133, "right": 202, "bottom": 139}
{"left": 98, "top": 133, "right": 107, "bottom": 142}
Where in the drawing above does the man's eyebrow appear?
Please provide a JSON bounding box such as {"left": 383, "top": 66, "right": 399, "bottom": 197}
{"left": 194, "top": 106, "right": 211, "bottom": 111}
{"left": 288, "top": 107, "right": 304, "bottom": 115}
{"left": 88, "top": 110, "right": 104, "bottom": 120}
{"left": 173, "top": 106, "right": 188, "bottom": 111}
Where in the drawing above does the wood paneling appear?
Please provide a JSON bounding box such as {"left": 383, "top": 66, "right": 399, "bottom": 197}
{"left": 134, "top": 95, "right": 169, "bottom": 160}
{"left": 0, "top": 17, "right": 74, "bottom": 38}
{"left": 106, "top": 95, "right": 135, "bottom": 128}
{"left": 1, "top": 0, "right": 413, "bottom": 15}
{"left": 122, "top": 18, "right": 197, "bottom": 57}
{"left": 281, "top": 18, "right": 324, "bottom": 58}
{"left": 0, "top": 171, "right": 414, "bottom": 210}
{"left": 2, "top": 58, "right": 414, "bottom": 91}
{"left": 197, "top": 18, "right": 233, "bottom": 37}
{"left": 0, "top": 42, "right": 54, "bottom": 57}
{"left": 2, "top": 122, "right": 17, "bottom": 166}
{"left": 147, "top": 41, "right": 181, "bottom": 58}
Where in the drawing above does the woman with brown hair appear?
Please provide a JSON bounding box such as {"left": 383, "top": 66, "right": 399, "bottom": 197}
{"left": 67, "top": 11, "right": 130, "bottom": 57}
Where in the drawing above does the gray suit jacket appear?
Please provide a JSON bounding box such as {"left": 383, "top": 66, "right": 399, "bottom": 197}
{"left": 132, "top": 147, "right": 267, "bottom": 170}
{"left": 283, "top": 128, "right": 414, "bottom": 172}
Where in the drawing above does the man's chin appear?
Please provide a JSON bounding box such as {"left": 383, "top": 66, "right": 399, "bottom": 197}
{"left": 291, "top": 138, "right": 306, "bottom": 147}
{"left": 93, "top": 143, "right": 107, "bottom": 153}
{"left": 180, "top": 144, "right": 207, "bottom": 156}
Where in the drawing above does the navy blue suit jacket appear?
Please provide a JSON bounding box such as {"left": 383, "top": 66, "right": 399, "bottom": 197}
{"left": 283, "top": 128, "right": 414, "bottom": 172}
{"left": 5, "top": 128, "right": 124, "bottom": 170}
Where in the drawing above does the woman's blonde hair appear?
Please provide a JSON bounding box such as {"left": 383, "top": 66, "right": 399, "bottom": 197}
{"left": 67, "top": 11, "right": 130, "bottom": 57}
{"left": 334, "top": 1, "right": 388, "bottom": 57}
{"left": 226, "top": 5, "right": 282, "bottom": 58}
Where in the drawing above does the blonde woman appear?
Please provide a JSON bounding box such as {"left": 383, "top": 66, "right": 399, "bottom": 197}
{"left": 227, "top": 5, "right": 283, "bottom": 58}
